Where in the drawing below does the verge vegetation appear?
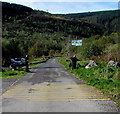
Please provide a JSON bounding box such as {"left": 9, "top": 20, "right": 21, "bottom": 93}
{"left": 1, "top": 57, "right": 48, "bottom": 79}
{"left": 58, "top": 57, "right": 120, "bottom": 107}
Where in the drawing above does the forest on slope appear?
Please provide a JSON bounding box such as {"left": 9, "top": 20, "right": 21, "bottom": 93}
{"left": 2, "top": 2, "right": 120, "bottom": 65}
{"left": 63, "top": 10, "right": 120, "bottom": 34}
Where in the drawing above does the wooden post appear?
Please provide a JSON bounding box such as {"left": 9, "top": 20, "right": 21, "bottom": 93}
{"left": 25, "top": 55, "right": 29, "bottom": 72}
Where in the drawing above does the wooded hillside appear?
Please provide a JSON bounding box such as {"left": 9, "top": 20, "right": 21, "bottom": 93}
{"left": 63, "top": 10, "right": 120, "bottom": 33}
{"left": 2, "top": 2, "right": 119, "bottom": 64}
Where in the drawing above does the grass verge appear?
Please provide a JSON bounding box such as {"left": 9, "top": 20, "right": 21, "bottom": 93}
{"left": 1, "top": 57, "right": 49, "bottom": 79}
{"left": 58, "top": 56, "right": 120, "bottom": 107}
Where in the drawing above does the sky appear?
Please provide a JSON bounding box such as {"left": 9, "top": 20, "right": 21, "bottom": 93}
{"left": 2, "top": 0, "right": 119, "bottom": 14}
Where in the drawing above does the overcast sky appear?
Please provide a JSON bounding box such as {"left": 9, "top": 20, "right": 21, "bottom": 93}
{"left": 2, "top": 0, "right": 119, "bottom": 14}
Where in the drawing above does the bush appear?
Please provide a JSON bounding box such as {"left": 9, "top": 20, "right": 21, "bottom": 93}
{"left": 103, "top": 44, "right": 119, "bottom": 61}
{"left": 83, "top": 43, "right": 102, "bottom": 58}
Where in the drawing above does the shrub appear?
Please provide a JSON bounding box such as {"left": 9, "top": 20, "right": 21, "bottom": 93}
{"left": 83, "top": 43, "right": 102, "bottom": 58}
{"left": 103, "top": 44, "right": 119, "bottom": 61}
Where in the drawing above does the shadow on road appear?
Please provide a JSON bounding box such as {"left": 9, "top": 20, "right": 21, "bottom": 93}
{"left": 33, "top": 66, "right": 62, "bottom": 69}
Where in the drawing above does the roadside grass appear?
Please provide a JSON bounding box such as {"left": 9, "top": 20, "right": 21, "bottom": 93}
{"left": 1, "top": 68, "right": 26, "bottom": 79}
{"left": 1, "top": 57, "right": 49, "bottom": 79}
{"left": 58, "top": 56, "right": 120, "bottom": 107}
{"left": 29, "top": 57, "right": 48, "bottom": 69}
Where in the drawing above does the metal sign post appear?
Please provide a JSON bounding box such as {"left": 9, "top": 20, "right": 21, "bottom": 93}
{"left": 71, "top": 39, "right": 82, "bottom": 55}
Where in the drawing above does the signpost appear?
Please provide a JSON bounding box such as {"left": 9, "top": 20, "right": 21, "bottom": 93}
{"left": 66, "top": 39, "right": 82, "bottom": 57}
{"left": 72, "top": 40, "right": 82, "bottom": 46}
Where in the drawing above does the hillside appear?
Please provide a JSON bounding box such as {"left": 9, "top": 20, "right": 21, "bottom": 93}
{"left": 63, "top": 10, "right": 120, "bottom": 33}
{"left": 2, "top": 2, "right": 119, "bottom": 64}
{"left": 2, "top": 2, "right": 106, "bottom": 61}
{"left": 2, "top": 2, "right": 105, "bottom": 37}
{"left": 2, "top": 2, "right": 33, "bottom": 21}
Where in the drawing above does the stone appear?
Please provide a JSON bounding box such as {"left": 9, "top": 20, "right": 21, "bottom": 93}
{"left": 85, "top": 60, "right": 97, "bottom": 68}
{"left": 107, "top": 60, "right": 120, "bottom": 67}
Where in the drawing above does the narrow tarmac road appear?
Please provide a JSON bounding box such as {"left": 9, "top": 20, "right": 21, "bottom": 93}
{"left": 2, "top": 58, "right": 119, "bottom": 112}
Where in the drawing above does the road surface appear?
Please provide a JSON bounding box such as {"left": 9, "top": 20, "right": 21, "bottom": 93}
{"left": 2, "top": 58, "right": 119, "bottom": 112}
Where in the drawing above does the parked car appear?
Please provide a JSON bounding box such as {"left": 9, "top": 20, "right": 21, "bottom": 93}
{"left": 14, "top": 58, "right": 26, "bottom": 66}
{"left": 9, "top": 58, "right": 26, "bottom": 68}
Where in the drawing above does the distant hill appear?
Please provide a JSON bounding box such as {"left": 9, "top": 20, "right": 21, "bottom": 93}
{"left": 2, "top": 2, "right": 105, "bottom": 38}
{"left": 62, "top": 10, "right": 120, "bottom": 33}
{"left": 2, "top": 2, "right": 34, "bottom": 21}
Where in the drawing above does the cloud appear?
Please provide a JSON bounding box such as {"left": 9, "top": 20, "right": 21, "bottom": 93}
{"left": 30, "top": 2, "right": 118, "bottom": 14}
{"left": 1, "top": 0, "right": 118, "bottom": 14}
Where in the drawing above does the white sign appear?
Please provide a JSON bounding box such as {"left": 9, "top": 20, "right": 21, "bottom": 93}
{"left": 72, "top": 40, "right": 82, "bottom": 46}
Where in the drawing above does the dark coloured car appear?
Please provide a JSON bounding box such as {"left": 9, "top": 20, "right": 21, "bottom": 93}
{"left": 8, "top": 58, "right": 26, "bottom": 68}
{"left": 14, "top": 58, "right": 26, "bottom": 66}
